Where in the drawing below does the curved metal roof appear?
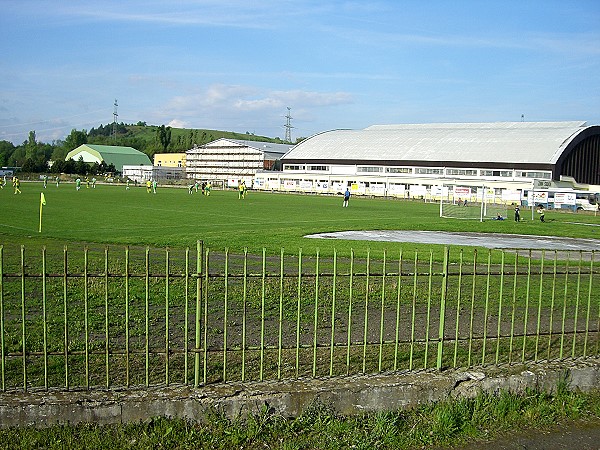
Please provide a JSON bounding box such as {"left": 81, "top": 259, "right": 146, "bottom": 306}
{"left": 282, "top": 121, "right": 589, "bottom": 165}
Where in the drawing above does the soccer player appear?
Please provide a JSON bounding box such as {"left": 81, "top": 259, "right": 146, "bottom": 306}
{"left": 55, "top": 176, "right": 60, "bottom": 187}
{"left": 126, "top": 179, "right": 130, "bottom": 190}
{"left": 537, "top": 205, "right": 545, "bottom": 222}
{"left": 238, "top": 181, "right": 244, "bottom": 199}
{"left": 146, "top": 180, "right": 152, "bottom": 193}
{"left": 43, "top": 175, "right": 48, "bottom": 188}
{"left": 76, "top": 177, "right": 81, "bottom": 191}
{"left": 205, "top": 182, "right": 211, "bottom": 196}
{"left": 152, "top": 179, "right": 157, "bottom": 194}
{"left": 188, "top": 184, "right": 194, "bottom": 194}
{"left": 343, "top": 188, "right": 350, "bottom": 207}
{"left": 13, "top": 176, "right": 21, "bottom": 194}
{"left": 92, "top": 177, "right": 97, "bottom": 188}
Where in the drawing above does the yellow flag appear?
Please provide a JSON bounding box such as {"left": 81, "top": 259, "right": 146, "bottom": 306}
{"left": 40, "top": 192, "right": 46, "bottom": 206}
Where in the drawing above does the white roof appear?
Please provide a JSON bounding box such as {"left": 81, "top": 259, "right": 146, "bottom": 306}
{"left": 205, "top": 138, "right": 292, "bottom": 156}
{"left": 282, "top": 121, "right": 589, "bottom": 165}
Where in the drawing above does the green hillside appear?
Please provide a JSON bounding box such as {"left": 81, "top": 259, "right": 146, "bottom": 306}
{"left": 86, "top": 122, "right": 289, "bottom": 157}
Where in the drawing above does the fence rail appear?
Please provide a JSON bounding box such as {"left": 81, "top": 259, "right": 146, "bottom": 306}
{"left": 0, "top": 242, "right": 598, "bottom": 391}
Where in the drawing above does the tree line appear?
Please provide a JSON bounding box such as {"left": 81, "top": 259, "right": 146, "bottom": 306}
{"left": 0, "top": 122, "right": 301, "bottom": 175}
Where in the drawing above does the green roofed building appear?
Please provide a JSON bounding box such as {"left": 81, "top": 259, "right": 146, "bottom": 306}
{"left": 65, "top": 144, "right": 151, "bottom": 173}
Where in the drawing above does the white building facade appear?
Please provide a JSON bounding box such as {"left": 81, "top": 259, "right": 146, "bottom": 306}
{"left": 254, "top": 122, "right": 600, "bottom": 206}
{"left": 122, "top": 165, "right": 185, "bottom": 183}
{"left": 185, "top": 138, "right": 292, "bottom": 187}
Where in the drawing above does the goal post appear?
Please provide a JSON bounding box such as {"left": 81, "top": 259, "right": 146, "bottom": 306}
{"left": 440, "top": 185, "right": 508, "bottom": 221}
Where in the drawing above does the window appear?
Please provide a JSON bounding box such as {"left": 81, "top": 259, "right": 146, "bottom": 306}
{"left": 415, "top": 168, "right": 443, "bottom": 175}
{"left": 386, "top": 167, "right": 412, "bottom": 174}
{"left": 516, "top": 171, "right": 551, "bottom": 179}
{"left": 284, "top": 165, "right": 303, "bottom": 171}
{"left": 308, "top": 165, "right": 328, "bottom": 171}
{"left": 357, "top": 166, "right": 383, "bottom": 173}
{"left": 446, "top": 168, "right": 478, "bottom": 176}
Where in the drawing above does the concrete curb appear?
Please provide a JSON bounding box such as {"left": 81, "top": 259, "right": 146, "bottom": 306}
{"left": 0, "top": 358, "right": 598, "bottom": 428}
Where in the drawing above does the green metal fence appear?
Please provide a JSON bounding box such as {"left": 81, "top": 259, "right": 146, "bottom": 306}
{"left": 0, "top": 242, "right": 598, "bottom": 391}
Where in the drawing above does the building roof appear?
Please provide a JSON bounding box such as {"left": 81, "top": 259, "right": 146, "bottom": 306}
{"left": 282, "top": 121, "right": 589, "bottom": 165}
{"left": 203, "top": 138, "right": 292, "bottom": 159}
{"left": 66, "top": 144, "right": 151, "bottom": 172}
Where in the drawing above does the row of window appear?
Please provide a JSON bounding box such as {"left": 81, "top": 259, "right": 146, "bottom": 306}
{"left": 283, "top": 165, "right": 551, "bottom": 179}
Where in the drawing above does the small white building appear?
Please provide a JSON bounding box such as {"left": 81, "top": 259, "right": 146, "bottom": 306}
{"left": 122, "top": 165, "right": 185, "bottom": 183}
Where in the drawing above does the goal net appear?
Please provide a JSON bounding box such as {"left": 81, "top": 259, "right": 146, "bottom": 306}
{"left": 440, "top": 192, "right": 508, "bottom": 221}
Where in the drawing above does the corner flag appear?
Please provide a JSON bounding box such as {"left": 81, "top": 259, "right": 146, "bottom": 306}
{"left": 39, "top": 192, "right": 46, "bottom": 232}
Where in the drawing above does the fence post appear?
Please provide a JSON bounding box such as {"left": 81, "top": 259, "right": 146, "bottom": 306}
{"left": 63, "top": 246, "right": 68, "bottom": 389}
{"left": 260, "top": 248, "right": 266, "bottom": 381}
{"left": 437, "top": 247, "right": 449, "bottom": 370}
{"left": 165, "top": 248, "right": 170, "bottom": 385}
{"left": 346, "top": 249, "right": 354, "bottom": 375}
{"left": 378, "top": 250, "right": 386, "bottom": 372}
{"left": 584, "top": 252, "right": 595, "bottom": 357}
{"left": 453, "top": 249, "right": 464, "bottom": 367}
{"left": 184, "top": 247, "right": 190, "bottom": 385}
{"left": 194, "top": 241, "right": 202, "bottom": 387}
{"left": 0, "top": 245, "right": 4, "bottom": 391}
{"left": 278, "top": 248, "right": 285, "bottom": 379}
{"left": 329, "top": 249, "right": 337, "bottom": 377}
{"left": 424, "top": 250, "right": 433, "bottom": 369}
{"left": 482, "top": 250, "right": 492, "bottom": 365}
{"left": 145, "top": 247, "right": 150, "bottom": 387}
{"left": 125, "top": 246, "right": 130, "bottom": 387}
{"left": 223, "top": 248, "right": 229, "bottom": 382}
{"left": 42, "top": 246, "right": 48, "bottom": 390}
{"left": 312, "top": 249, "right": 320, "bottom": 377}
{"left": 104, "top": 247, "right": 110, "bottom": 388}
{"left": 21, "top": 245, "right": 26, "bottom": 391}
{"left": 242, "top": 248, "right": 248, "bottom": 382}
{"left": 295, "top": 248, "right": 302, "bottom": 378}
{"left": 362, "top": 250, "right": 370, "bottom": 373}
{"left": 394, "top": 249, "right": 403, "bottom": 371}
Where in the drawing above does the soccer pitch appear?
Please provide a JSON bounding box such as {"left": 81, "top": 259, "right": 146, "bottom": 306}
{"left": 1, "top": 182, "right": 599, "bottom": 255}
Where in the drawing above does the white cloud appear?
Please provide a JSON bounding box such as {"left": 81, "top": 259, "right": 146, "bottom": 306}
{"left": 167, "top": 119, "right": 189, "bottom": 128}
{"left": 162, "top": 84, "right": 352, "bottom": 119}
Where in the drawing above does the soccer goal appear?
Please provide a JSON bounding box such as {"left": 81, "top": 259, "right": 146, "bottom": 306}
{"left": 440, "top": 188, "right": 508, "bottom": 221}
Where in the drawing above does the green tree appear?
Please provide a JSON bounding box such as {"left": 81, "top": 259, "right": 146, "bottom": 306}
{"left": 8, "top": 147, "right": 26, "bottom": 167}
{"left": 64, "top": 129, "right": 87, "bottom": 152}
{"left": 74, "top": 156, "right": 88, "bottom": 175}
{"left": 0, "top": 140, "right": 16, "bottom": 166}
{"left": 157, "top": 125, "right": 172, "bottom": 152}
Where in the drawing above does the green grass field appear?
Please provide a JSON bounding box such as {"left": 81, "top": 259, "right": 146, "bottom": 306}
{"left": 1, "top": 180, "right": 599, "bottom": 255}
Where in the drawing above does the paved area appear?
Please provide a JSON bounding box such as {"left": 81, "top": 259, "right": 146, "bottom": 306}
{"left": 305, "top": 230, "right": 600, "bottom": 251}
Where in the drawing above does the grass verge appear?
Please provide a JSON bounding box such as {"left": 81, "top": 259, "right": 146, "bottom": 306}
{"left": 1, "top": 383, "right": 599, "bottom": 449}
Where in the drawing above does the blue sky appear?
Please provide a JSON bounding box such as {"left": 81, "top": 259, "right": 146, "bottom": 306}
{"left": 0, "top": 0, "right": 599, "bottom": 145}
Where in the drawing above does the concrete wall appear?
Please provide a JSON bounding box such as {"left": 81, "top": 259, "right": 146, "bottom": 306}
{"left": 0, "top": 359, "right": 598, "bottom": 428}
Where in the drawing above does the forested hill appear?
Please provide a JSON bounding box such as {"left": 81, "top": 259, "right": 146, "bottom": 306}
{"left": 87, "top": 122, "right": 291, "bottom": 155}
{"left": 0, "top": 123, "right": 300, "bottom": 171}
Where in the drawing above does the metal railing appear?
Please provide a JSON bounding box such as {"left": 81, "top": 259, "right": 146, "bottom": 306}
{"left": 0, "top": 242, "right": 597, "bottom": 391}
